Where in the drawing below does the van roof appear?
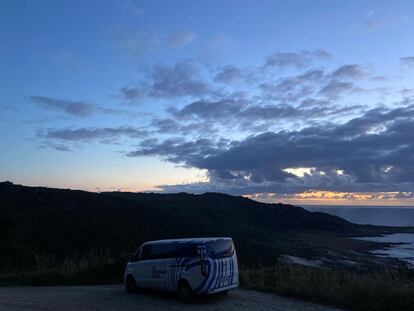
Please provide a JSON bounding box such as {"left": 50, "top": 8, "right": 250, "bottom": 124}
{"left": 143, "top": 237, "right": 232, "bottom": 245}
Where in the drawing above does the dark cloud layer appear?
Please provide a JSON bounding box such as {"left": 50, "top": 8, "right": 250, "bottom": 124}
{"left": 129, "top": 105, "right": 414, "bottom": 195}
{"left": 33, "top": 48, "right": 414, "bottom": 198}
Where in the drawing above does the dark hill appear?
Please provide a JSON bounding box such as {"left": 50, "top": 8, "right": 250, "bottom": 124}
{"left": 0, "top": 181, "right": 393, "bottom": 269}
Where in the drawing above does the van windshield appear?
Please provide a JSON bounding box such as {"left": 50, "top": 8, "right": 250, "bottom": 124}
{"left": 205, "top": 239, "right": 234, "bottom": 259}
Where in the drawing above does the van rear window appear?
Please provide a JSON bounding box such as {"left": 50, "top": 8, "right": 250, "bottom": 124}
{"left": 206, "top": 239, "right": 234, "bottom": 259}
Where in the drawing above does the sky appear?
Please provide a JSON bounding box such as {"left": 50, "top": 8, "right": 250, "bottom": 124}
{"left": 1, "top": 0, "right": 414, "bottom": 205}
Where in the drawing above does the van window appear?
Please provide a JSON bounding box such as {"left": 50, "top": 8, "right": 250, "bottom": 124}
{"left": 130, "top": 247, "right": 142, "bottom": 262}
{"left": 136, "top": 242, "right": 201, "bottom": 261}
{"left": 149, "top": 243, "right": 199, "bottom": 259}
{"left": 140, "top": 244, "right": 152, "bottom": 260}
{"left": 150, "top": 243, "right": 177, "bottom": 259}
{"left": 174, "top": 243, "right": 198, "bottom": 258}
{"left": 206, "top": 239, "right": 234, "bottom": 259}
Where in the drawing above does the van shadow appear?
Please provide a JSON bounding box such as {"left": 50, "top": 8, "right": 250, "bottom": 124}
{"left": 132, "top": 288, "right": 230, "bottom": 304}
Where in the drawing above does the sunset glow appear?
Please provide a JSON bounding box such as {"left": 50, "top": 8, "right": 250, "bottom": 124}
{"left": 247, "top": 191, "right": 414, "bottom": 206}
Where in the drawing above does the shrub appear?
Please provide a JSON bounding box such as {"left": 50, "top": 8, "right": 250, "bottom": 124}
{"left": 240, "top": 264, "right": 414, "bottom": 311}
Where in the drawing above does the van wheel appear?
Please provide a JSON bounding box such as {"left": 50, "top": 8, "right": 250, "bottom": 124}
{"left": 125, "top": 275, "right": 138, "bottom": 293}
{"left": 178, "top": 280, "right": 194, "bottom": 304}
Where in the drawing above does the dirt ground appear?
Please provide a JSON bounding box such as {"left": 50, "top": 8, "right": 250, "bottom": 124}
{"left": 0, "top": 284, "right": 342, "bottom": 311}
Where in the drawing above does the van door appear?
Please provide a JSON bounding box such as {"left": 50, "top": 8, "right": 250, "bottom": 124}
{"left": 132, "top": 244, "right": 153, "bottom": 288}
{"left": 148, "top": 258, "right": 171, "bottom": 289}
{"left": 148, "top": 243, "right": 175, "bottom": 290}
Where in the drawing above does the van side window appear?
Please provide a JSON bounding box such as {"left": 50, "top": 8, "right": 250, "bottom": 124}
{"left": 140, "top": 244, "right": 152, "bottom": 260}
{"left": 151, "top": 243, "right": 177, "bottom": 259}
{"left": 175, "top": 243, "right": 198, "bottom": 258}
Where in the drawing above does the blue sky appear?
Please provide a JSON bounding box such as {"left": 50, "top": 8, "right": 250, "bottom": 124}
{"left": 1, "top": 0, "right": 414, "bottom": 205}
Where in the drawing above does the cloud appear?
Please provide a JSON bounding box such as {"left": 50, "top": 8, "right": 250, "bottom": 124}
{"left": 167, "top": 31, "right": 197, "bottom": 48}
{"left": 258, "top": 64, "right": 366, "bottom": 103}
{"left": 260, "top": 69, "right": 325, "bottom": 101}
{"left": 127, "top": 137, "right": 227, "bottom": 166}
{"left": 32, "top": 47, "right": 411, "bottom": 197}
{"left": 330, "top": 64, "right": 366, "bottom": 79}
{"left": 38, "top": 143, "right": 72, "bottom": 152}
{"left": 31, "top": 95, "right": 141, "bottom": 117}
{"left": 148, "top": 61, "right": 210, "bottom": 98}
{"left": 214, "top": 65, "right": 243, "bottom": 83}
{"left": 117, "top": 60, "right": 211, "bottom": 100}
{"left": 39, "top": 126, "right": 148, "bottom": 143}
{"left": 31, "top": 96, "right": 96, "bottom": 117}
{"left": 264, "top": 49, "right": 331, "bottom": 69}
{"left": 163, "top": 97, "right": 361, "bottom": 135}
{"left": 113, "top": 27, "right": 198, "bottom": 55}
{"left": 118, "top": 86, "right": 142, "bottom": 104}
{"left": 130, "top": 104, "right": 414, "bottom": 195}
{"left": 318, "top": 80, "right": 356, "bottom": 98}
{"left": 400, "top": 56, "right": 414, "bottom": 67}
{"left": 171, "top": 99, "right": 245, "bottom": 120}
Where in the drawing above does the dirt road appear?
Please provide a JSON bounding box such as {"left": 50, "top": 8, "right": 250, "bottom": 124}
{"left": 0, "top": 285, "right": 341, "bottom": 311}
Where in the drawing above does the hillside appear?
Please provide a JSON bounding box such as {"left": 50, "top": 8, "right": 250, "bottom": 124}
{"left": 0, "top": 181, "right": 403, "bottom": 271}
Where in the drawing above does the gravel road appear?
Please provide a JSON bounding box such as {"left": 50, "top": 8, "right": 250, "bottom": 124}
{"left": 0, "top": 285, "right": 342, "bottom": 311}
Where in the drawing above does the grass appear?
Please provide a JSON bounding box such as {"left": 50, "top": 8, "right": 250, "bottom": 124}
{"left": 0, "top": 250, "right": 126, "bottom": 286}
{"left": 3, "top": 251, "right": 414, "bottom": 311}
{"left": 240, "top": 264, "right": 414, "bottom": 311}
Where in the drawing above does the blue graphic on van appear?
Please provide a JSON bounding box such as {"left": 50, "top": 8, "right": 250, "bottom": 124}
{"left": 152, "top": 266, "right": 167, "bottom": 279}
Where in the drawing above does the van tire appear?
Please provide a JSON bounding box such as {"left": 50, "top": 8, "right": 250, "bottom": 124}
{"left": 178, "top": 280, "right": 194, "bottom": 304}
{"left": 125, "top": 275, "right": 138, "bottom": 294}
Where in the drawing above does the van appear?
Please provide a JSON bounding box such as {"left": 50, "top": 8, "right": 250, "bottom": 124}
{"left": 124, "top": 237, "right": 239, "bottom": 303}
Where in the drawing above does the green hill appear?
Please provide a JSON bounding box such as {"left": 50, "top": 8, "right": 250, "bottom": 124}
{"left": 0, "top": 181, "right": 401, "bottom": 271}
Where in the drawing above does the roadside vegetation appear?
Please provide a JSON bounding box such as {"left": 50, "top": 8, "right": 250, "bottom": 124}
{"left": 241, "top": 264, "right": 414, "bottom": 311}
{"left": 0, "top": 250, "right": 125, "bottom": 286}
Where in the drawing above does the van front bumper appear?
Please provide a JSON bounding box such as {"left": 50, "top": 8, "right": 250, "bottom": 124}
{"left": 206, "top": 282, "right": 239, "bottom": 294}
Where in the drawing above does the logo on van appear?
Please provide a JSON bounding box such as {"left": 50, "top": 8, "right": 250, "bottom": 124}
{"left": 152, "top": 266, "right": 167, "bottom": 279}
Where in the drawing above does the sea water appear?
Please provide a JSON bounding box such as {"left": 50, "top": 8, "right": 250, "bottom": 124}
{"left": 303, "top": 206, "right": 414, "bottom": 265}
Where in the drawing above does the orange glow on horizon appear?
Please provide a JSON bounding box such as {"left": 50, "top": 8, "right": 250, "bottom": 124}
{"left": 246, "top": 190, "right": 414, "bottom": 206}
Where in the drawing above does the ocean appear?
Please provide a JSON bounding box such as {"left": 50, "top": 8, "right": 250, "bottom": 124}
{"left": 302, "top": 205, "right": 414, "bottom": 226}
{"left": 303, "top": 205, "right": 414, "bottom": 265}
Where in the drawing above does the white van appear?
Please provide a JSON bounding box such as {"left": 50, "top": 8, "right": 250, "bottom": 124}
{"left": 124, "top": 237, "right": 239, "bottom": 302}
